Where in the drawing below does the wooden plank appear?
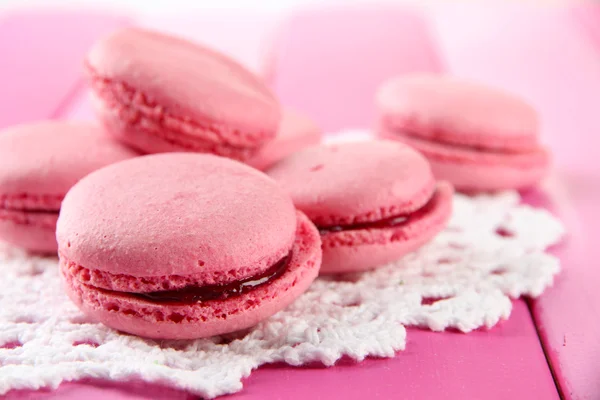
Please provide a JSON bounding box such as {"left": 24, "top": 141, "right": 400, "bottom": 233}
{"left": 429, "top": 5, "right": 600, "bottom": 399}
{"left": 0, "top": 11, "right": 128, "bottom": 129}
{"left": 4, "top": 380, "right": 192, "bottom": 400}
{"left": 234, "top": 303, "right": 557, "bottom": 400}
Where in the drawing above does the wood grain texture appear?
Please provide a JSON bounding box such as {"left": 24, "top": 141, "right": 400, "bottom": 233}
{"left": 231, "top": 303, "right": 557, "bottom": 400}
{"left": 429, "top": 5, "right": 600, "bottom": 399}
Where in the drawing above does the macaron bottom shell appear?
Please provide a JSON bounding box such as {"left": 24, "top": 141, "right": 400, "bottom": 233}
{"left": 60, "top": 212, "right": 322, "bottom": 340}
{"left": 0, "top": 209, "right": 59, "bottom": 253}
{"left": 320, "top": 182, "right": 453, "bottom": 274}
{"left": 425, "top": 157, "right": 548, "bottom": 192}
{"left": 381, "top": 130, "right": 549, "bottom": 191}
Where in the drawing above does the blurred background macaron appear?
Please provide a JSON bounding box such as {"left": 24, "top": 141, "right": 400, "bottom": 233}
{"left": 376, "top": 74, "right": 550, "bottom": 192}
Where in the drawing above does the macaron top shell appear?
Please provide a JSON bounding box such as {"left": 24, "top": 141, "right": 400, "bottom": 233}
{"left": 266, "top": 140, "right": 435, "bottom": 227}
{"left": 57, "top": 153, "right": 297, "bottom": 285}
{"left": 86, "top": 27, "right": 281, "bottom": 147}
{"left": 377, "top": 74, "right": 539, "bottom": 153}
{"left": 0, "top": 121, "right": 138, "bottom": 208}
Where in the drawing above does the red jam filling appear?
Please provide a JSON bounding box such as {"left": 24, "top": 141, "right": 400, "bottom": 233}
{"left": 132, "top": 253, "right": 291, "bottom": 304}
{"left": 318, "top": 190, "right": 438, "bottom": 234}
{"left": 1, "top": 208, "right": 58, "bottom": 214}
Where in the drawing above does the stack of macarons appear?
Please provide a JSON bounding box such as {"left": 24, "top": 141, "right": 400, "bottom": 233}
{"left": 0, "top": 27, "right": 322, "bottom": 254}
{"left": 54, "top": 139, "right": 451, "bottom": 339}
{"left": 0, "top": 27, "right": 551, "bottom": 340}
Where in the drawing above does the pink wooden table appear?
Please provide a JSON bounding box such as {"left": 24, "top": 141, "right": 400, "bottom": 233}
{"left": 1, "top": 5, "right": 598, "bottom": 399}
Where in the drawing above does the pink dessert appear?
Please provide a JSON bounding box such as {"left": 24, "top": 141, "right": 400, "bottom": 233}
{"left": 57, "top": 153, "right": 322, "bottom": 339}
{"left": 267, "top": 140, "right": 453, "bottom": 273}
{"left": 376, "top": 74, "right": 550, "bottom": 191}
{"left": 247, "top": 108, "right": 322, "bottom": 170}
{"left": 85, "top": 27, "right": 281, "bottom": 161}
{"left": 0, "top": 121, "right": 137, "bottom": 253}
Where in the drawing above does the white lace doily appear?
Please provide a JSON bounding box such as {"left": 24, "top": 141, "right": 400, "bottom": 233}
{"left": 0, "top": 191, "right": 563, "bottom": 398}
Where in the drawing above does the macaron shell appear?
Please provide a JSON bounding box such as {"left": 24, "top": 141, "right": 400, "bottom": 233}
{"left": 377, "top": 74, "right": 539, "bottom": 153}
{"left": 266, "top": 140, "right": 435, "bottom": 227}
{"left": 91, "top": 93, "right": 256, "bottom": 160}
{"left": 320, "top": 182, "right": 453, "bottom": 273}
{"left": 0, "top": 121, "right": 138, "bottom": 198}
{"left": 57, "top": 153, "right": 297, "bottom": 284}
{"left": 87, "top": 27, "right": 280, "bottom": 149}
{"left": 61, "top": 211, "right": 322, "bottom": 339}
{"left": 383, "top": 131, "right": 550, "bottom": 191}
{"left": 247, "top": 109, "right": 322, "bottom": 170}
{"left": 0, "top": 211, "right": 58, "bottom": 253}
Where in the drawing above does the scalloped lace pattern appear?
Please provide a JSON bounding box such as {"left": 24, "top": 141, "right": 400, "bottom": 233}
{"left": 0, "top": 188, "right": 563, "bottom": 398}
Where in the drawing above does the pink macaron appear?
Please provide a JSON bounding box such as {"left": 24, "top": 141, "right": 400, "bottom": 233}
{"left": 85, "top": 27, "right": 281, "bottom": 161}
{"left": 57, "top": 153, "right": 322, "bottom": 339}
{"left": 267, "top": 140, "right": 453, "bottom": 274}
{"left": 0, "top": 121, "right": 138, "bottom": 253}
{"left": 376, "top": 74, "right": 550, "bottom": 191}
{"left": 247, "top": 108, "right": 322, "bottom": 170}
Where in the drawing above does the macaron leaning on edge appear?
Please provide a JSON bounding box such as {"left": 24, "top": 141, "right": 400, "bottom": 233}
{"left": 85, "top": 27, "right": 281, "bottom": 161}
{"left": 0, "top": 121, "right": 138, "bottom": 253}
{"left": 376, "top": 74, "right": 550, "bottom": 191}
{"left": 246, "top": 108, "right": 322, "bottom": 170}
{"left": 267, "top": 140, "right": 453, "bottom": 274}
{"left": 57, "top": 153, "right": 322, "bottom": 339}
